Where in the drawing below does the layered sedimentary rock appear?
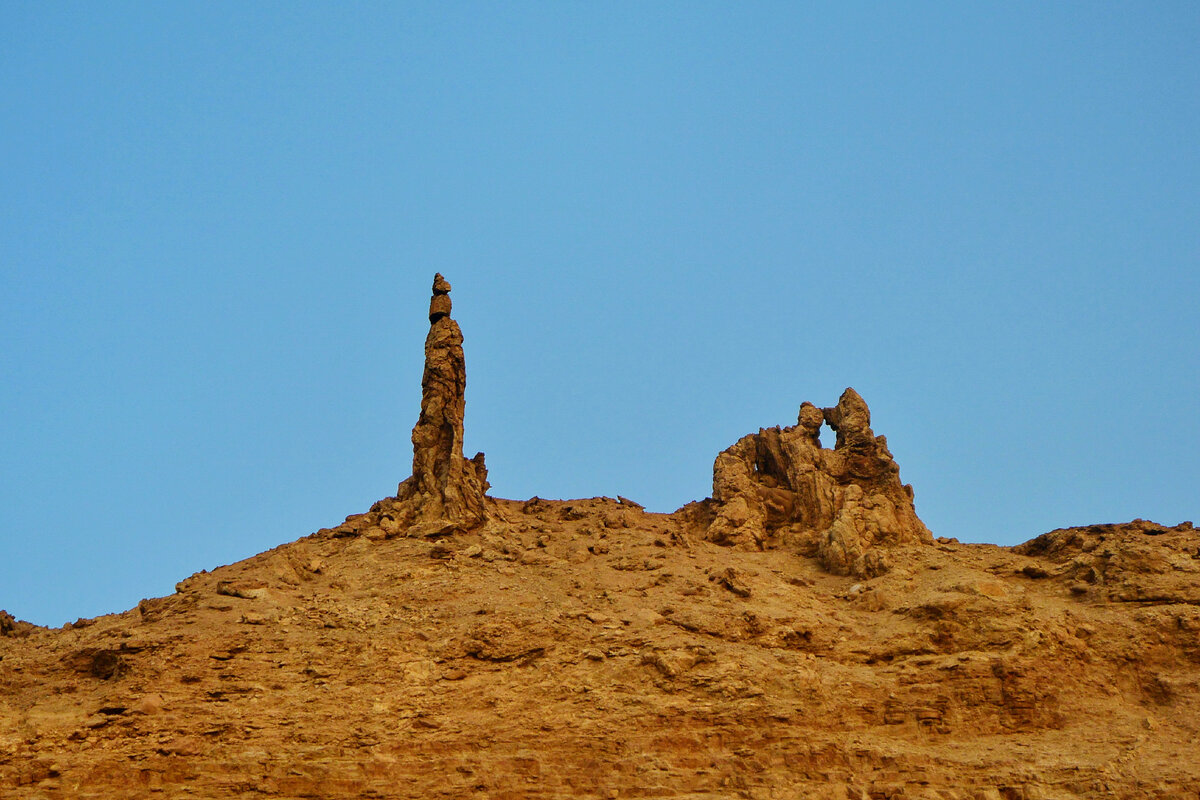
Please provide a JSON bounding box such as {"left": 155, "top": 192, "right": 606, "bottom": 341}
{"left": 395, "top": 273, "right": 488, "bottom": 531}
{"left": 705, "top": 387, "right": 931, "bottom": 576}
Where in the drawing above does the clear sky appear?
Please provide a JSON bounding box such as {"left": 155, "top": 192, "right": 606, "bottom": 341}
{"left": 3, "top": 3, "right": 1197, "bottom": 627}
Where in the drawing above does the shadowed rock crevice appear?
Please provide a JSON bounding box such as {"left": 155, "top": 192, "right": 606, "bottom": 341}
{"left": 703, "top": 388, "right": 931, "bottom": 576}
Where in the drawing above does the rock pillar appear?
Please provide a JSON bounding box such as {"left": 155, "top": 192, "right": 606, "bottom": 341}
{"left": 399, "top": 273, "right": 488, "bottom": 531}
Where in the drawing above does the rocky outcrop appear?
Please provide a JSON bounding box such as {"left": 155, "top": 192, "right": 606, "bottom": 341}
{"left": 395, "top": 274, "right": 488, "bottom": 533}
{"left": 1014, "top": 519, "right": 1200, "bottom": 604}
{"left": 705, "top": 388, "right": 931, "bottom": 576}
{"left": 0, "top": 609, "right": 35, "bottom": 638}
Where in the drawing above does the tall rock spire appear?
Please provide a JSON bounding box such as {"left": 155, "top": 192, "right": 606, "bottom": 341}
{"left": 398, "top": 273, "right": 488, "bottom": 532}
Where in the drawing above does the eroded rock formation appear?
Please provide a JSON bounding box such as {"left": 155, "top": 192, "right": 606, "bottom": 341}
{"left": 705, "top": 387, "right": 931, "bottom": 576}
{"left": 395, "top": 273, "right": 488, "bottom": 532}
{"left": 0, "top": 610, "right": 35, "bottom": 638}
{"left": 6, "top": 277, "right": 1200, "bottom": 796}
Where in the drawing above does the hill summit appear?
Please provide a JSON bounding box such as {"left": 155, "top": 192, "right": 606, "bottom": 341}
{"left": 2, "top": 275, "right": 1197, "bottom": 799}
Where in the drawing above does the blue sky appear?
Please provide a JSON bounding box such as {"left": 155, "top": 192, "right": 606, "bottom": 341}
{"left": 3, "top": 3, "right": 1197, "bottom": 626}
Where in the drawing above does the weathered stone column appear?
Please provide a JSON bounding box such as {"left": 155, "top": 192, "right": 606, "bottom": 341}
{"left": 400, "top": 273, "right": 488, "bottom": 532}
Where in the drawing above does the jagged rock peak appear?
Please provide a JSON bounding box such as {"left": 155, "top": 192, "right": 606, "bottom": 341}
{"left": 701, "top": 387, "right": 931, "bottom": 577}
{"left": 394, "top": 274, "right": 488, "bottom": 535}
{"left": 823, "top": 387, "right": 875, "bottom": 450}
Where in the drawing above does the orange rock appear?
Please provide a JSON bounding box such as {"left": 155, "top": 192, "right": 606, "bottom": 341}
{"left": 395, "top": 274, "right": 488, "bottom": 531}
{"left": 705, "top": 388, "right": 931, "bottom": 577}
{"left": 3, "top": 277, "right": 1196, "bottom": 798}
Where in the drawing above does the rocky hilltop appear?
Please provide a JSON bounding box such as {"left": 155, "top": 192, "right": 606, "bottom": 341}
{"left": 1, "top": 276, "right": 1197, "bottom": 799}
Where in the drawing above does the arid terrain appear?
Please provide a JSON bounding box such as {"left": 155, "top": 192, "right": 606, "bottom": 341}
{"left": 3, "top": 277, "right": 1196, "bottom": 799}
